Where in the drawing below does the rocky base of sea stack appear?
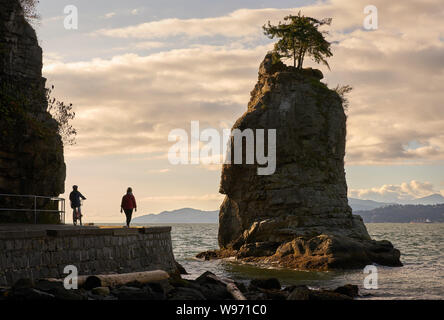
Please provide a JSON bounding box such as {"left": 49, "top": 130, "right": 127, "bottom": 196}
{"left": 213, "top": 53, "right": 402, "bottom": 270}
{"left": 197, "top": 233, "right": 402, "bottom": 271}
{"left": 0, "top": 272, "right": 360, "bottom": 301}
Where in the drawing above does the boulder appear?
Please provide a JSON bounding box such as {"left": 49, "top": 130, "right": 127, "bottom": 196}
{"left": 34, "top": 280, "right": 84, "bottom": 300}
{"left": 287, "top": 286, "right": 311, "bottom": 300}
{"left": 9, "top": 288, "right": 56, "bottom": 300}
{"left": 287, "top": 285, "right": 353, "bottom": 300}
{"left": 334, "top": 284, "right": 359, "bottom": 298}
{"left": 194, "top": 272, "right": 231, "bottom": 300}
{"left": 175, "top": 261, "right": 188, "bottom": 275}
{"left": 215, "top": 53, "right": 402, "bottom": 270}
{"left": 249, "top": 278, "right": 281, "bottom": 290}
{"left": 111, "top": 285, "right": 159, "bottom": 300}
{"left": 169, "top": 287, "right": 207, "bottom": 300}
{"left": 12, "top": 278, "right": 34, "bottom": 290}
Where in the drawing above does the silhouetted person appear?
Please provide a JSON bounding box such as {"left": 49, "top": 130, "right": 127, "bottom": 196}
{"left": 121, "top": 187, "right": 137, "bottom": 227}
{"left": 69, "top": 185, "right": 86, "bottom": 225}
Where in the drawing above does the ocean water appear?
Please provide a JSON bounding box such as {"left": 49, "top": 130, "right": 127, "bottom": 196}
{"left": 140, "top": 223, "right": 443, "bottom": 300}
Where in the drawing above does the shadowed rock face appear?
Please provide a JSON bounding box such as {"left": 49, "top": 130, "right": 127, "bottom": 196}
{"left": 0, "top": 0, "right": 65, "bottom": 222}
{"left": 216, "top": 53, "right": 401, "bottom": 270}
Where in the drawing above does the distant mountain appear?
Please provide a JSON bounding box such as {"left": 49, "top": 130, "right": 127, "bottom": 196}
{"left": 355, "top": 204, "right": 444, "bottom": 223}
{"left": 348, "top": 198, "right": 392, "bottom": 211}
{"left": 132, "top": 194, "right": 444, "bottom": 224}
{"left": 404, "top": 194, "right": 444, "bottom": 205}
{"left": 132, "top": 208, "right": 218, "bottom": 223}
{"left": 349, "top": 194, "right": 444, "bottom": 211}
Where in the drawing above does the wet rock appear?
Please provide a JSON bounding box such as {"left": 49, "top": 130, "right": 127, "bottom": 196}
{"left": 144, "top": 282, "right": 167, "bottom": 300}
{"left": 250, "top": 278, "right": 281, "bottom": 290}
{"left": 169, "top": 272, "right": 231, "bottom": 300}
{"left": 287, "top": 285, "right": 353, "bottom": 300}
{"left": 9, "top": 288, "right": 55, "bottom": 300}
{"left": 287, "top": 286, "right": 311, "bottom": 300}
{"left": 34, "top": 280, "right": 63, "bottom": 292}
{"left": 111, "top": 285, "right": 159, "bottom": 300}
{"left": 51, "top": 287, "right": 85, "bottom": 300}
{"left": 175, "top": 261, "right": 188, "bottom": 275}
{"left": 169, "top": 287, "right": 207, "bottom": 300}
{"left": 195, "top": 250, "right": 219, "bottom": 260}
{"left": 234, "top": 281, "right": 248, "bottom": 294}
{"left": 30, "top": 279, "right": 85, "bottom": 300}
{"left": 12, "top": 278, "right": 34, "bottom": 290}
{"left": 195, "top": 271, "right": 223, "bottom": 286}
{"left": 333, "top": 284, "right": 359, "bottom": 297}
{"left": 237, "top": 242, "right": 280, "bottom": 258}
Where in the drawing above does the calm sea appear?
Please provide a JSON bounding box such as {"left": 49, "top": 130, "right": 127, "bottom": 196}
{"left": 137, "top": 222, "right": 443, "bottom": 300}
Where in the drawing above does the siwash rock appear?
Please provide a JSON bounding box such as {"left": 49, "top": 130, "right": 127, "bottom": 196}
{"left": 210, "top": 53, "right": 402, "bottom": 269}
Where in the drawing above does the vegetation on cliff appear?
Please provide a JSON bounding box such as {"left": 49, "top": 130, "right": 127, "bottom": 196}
{"left": 46, "top": 86, "right": 77, "bottom": 146}
{"left": 263, "top": 12, "right": 333, "bottom": 69}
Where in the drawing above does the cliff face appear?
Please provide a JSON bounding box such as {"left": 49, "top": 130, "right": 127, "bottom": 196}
{"left": 0, "top": 0, "right": 65, "bottom": 221}
{"left": 216, "top": 54, "right": 401, "bottom": 269}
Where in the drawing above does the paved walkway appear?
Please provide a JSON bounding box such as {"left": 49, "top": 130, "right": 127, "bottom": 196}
{"left": 0, "top": 224, "right": 135, "bottom": 231}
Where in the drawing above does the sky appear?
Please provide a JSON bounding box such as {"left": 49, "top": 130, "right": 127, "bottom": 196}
{"left": 33, "top": 0, "right": 444, "bottom": 222}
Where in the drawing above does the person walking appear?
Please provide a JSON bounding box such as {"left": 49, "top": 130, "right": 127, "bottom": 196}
{"left": 121, "top": 187, "right": 137, "bottom": 227}
{"left": 69, "top": 185, "right": 86, "bottom": 226}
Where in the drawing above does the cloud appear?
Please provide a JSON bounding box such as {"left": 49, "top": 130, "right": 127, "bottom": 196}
{"left": 132, "top": 41, "right": 167, "bottom": 49}
{"left": 349, "top": 180, "right": 438, "bottom": 202}
{"left": 139, "top": 194, "right": 224, "bottom": 202}
{"left": 44, "top": 0, "right": 444, "bottom": 166}
{"left": 148, "top": 168, "right": 170, "bottom": 173}
{"left": 41, "top": 15, "right": 64, "bottom": 25}
{"left": 43, "top": 52, "right": 64, "bottom": 65}
{"left": 104, "top": 12, "right": 116, "bottom": 19}
{"left": 92, "top": 8, "right": 303, "bottom": 39}
{"left": 44, "top": 44, "right": 268, "bottom": 158}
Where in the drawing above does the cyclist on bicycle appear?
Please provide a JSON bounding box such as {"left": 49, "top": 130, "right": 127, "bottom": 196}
{"left": 69, "top": 185, "right": 86, "bottom": 224}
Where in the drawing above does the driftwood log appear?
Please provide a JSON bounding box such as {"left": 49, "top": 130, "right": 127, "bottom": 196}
{"left": 43, "top": 276, "right": 89, "bottom": 287}
{"left": 206, "top": 274, "right": 247, "bottom": 300}
{"left": 44, "top": 270, "right": 169, "bottom": 290}
{"left": 84, "top": 270, "right": 169, "bottom": 290}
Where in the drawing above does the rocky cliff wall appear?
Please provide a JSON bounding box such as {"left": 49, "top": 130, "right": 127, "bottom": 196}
{"left": 0, "top": 0, "right": 65, "bottom": 222}
{"left": 212, "top": 54, "right": 402, "bottom": 270}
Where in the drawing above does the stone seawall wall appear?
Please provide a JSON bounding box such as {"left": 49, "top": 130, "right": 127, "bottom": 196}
{"left": 0, "top": 227, "right": 178, "bottom": 287}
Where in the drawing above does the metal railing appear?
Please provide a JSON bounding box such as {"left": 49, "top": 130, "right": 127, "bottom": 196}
{"left": 0, "top": 194, "right": 65, "bottom": 224}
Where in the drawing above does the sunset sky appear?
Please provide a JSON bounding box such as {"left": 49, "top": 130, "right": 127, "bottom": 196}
{"left": 35, "top": 0, "right": 444, "bottom": 222}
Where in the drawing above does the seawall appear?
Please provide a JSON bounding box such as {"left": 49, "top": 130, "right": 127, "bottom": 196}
{"left": 0, "top": 226, "right": 178, "bottom": 287}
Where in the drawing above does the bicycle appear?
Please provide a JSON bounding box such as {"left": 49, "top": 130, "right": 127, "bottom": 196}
{"left": 73, "top": 199, "right": 84, "bottom": 226}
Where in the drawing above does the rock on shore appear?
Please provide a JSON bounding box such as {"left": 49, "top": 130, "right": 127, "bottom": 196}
{"left": 210, "top": 53, "right": 402, "bottom": 270}
{"left": 0, "top": 274, "right": 359, "bottom": 301}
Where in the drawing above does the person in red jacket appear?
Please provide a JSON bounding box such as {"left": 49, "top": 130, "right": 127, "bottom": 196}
{"left": 121, "top": 187, "right": 137, "bottom": 227}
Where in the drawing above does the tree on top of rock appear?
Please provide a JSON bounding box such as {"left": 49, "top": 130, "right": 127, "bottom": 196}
{"left": 263, "top": 12, "right": 333, "bottom": 69}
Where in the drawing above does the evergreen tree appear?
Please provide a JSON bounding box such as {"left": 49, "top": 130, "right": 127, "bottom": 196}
{"left": 263, "top": 12, "right": 333, "bottom": 69}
